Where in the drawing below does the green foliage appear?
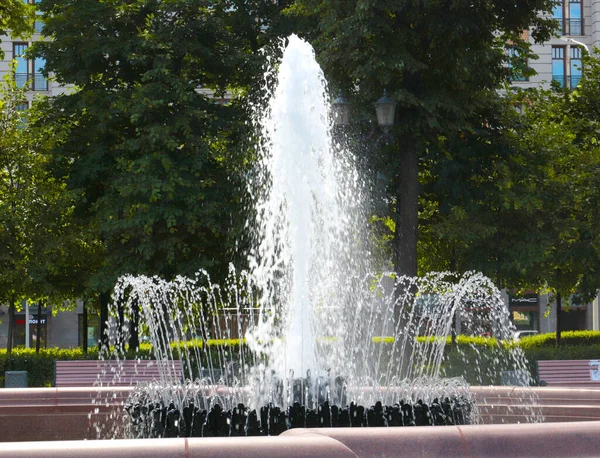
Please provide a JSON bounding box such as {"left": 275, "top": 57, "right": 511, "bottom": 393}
{"left": 522, "top": 344, "right": 600, "bottom": 363}
{"left": 288, "top": 0, "right": 556, "bottom": 277}
{"left": 28, "top": 0, "right": 291, "bottom": 292}
{"left": 0, "top": 340, "right": 248, "bottom": 387}
{"left": 422, "top": 65, "right": 600, "bottom": 302}
{"left": 290, "top": 0, "right": 555, "bottom": 138}
{"left": 4, "top": 331, "right": 600, "bottom": 387}
{"left": 416, "top": 335, "right": 500, "bottom": 348}
{"left": 0, "top": 70, "right": 99, "bottom": 308}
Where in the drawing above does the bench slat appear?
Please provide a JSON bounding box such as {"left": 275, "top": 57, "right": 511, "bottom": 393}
{"left": 537, "top": 359, "right": 600, "bottom": 386}
{"left": 55, "top": 360, "right": 183, "bottom": 387}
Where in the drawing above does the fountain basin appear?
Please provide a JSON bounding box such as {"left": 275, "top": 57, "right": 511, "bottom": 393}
{"left": 1, "top": 386, "right": 600, "bottom": 442}
{"left": 1, "top": 421, "right": 600, "bottom": 457}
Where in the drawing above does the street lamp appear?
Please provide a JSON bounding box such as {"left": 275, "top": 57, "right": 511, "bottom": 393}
{"left": 374, "top": 89, "right": 397, "bottom": 131}
{"left": 331, "top": 89, "right": 397, "bottom": 130}
{"left": 331, "top": 90, "right": 352, "bottom": 127}
{"left": 559, "top": 37, "right": 590, "bottom": 54}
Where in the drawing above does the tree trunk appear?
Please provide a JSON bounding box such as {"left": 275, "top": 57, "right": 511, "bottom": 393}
{"left": 7, "top": 296, "right": 15, "bottom": 353}
{"left": 390, "top": 135, "right": 419, "bottom": 378}
{"left": 394, "top": 134, "right": 419, "bottom": 279}
{"left": 556, "top": 292, "right": 562, "bottom": 347}
{"left": 128, "top": 297, "right": 140, "bottom": 352}
{"left": 99, "top": 292, "right": 109, "bottom": 350}
{"left": 35, "top": 300, "right": 43, "bottom": 353}
{"left": 82, "top": 300, "right": 88, "bottom": 354}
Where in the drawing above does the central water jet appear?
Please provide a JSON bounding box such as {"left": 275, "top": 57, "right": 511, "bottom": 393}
{"left": 247, "top": 34, "right": 357, "bottom": 384}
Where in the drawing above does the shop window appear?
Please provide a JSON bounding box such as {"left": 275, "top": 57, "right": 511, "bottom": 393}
{"left": 13, "top": 312, "right": 47, "bottom": 348}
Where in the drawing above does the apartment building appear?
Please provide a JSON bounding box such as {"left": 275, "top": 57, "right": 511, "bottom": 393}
{"left": 0, "top": 4, "right": 68, "bottom": 107}
{"left": 514, "top": 0, "right": 600, "bottom": 90}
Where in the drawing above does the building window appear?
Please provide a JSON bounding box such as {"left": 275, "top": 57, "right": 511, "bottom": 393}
{"left": 507, "top": 47, "right": 528, "bottom": 82}
{"left": 12, "top": 43, "right": 47, "bottom": 91}
{"left": 13, "top": 43, "right": 28, "bottom": 89}
{"left": 508, "top": 292, "right": 539, "bottom": 331}
{"left": 553, "top": 0, "right": 584, "bottom": 36}
{"left": 568, "top": 0, "right": 583, "bottom": 35}
{"left": 34, "top": 17, "right": 43, "bottom": 34}
{"left": 33, "top": 56, "right": 47, "bottom": 90}
{"left": 570, "top": 46, "right": 583, "bottom": 88}
{"left": 552, "top": 46, "right": 566, "bottom": 88}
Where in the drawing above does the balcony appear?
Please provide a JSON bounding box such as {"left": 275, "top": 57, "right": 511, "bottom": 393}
{"left": 552, "top": 75, "right": 582, "bottom": 90}
{"left": 34, "top": 73, "right": 48, "bottom": 91}
{"left": 15, "top": 73, "right": 28, "bottom": 89}
{"left": 555, "top": 18, "right": 584, "bottom": 36}
{"left": 14, "top": 73, "right": 48, "bottom": 91}
{"left": 552, "top": 74, "right": 566, "bottom": 88}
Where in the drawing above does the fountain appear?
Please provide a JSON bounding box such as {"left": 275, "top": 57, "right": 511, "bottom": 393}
{"left": 89, "top": 34, "right": 537, "bottom": 438}
{"left": 2, "top": 34, "right": 600, "bottom": 457}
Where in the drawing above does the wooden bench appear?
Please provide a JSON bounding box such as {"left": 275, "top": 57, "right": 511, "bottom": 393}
{"left": 537, "top": 359, "right": 600, "bottom": 387}
{"left": 54, "top": 360, "right": 184, "bottom": 387}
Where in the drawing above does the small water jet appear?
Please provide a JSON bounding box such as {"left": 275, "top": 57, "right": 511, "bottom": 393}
{"left": 95, "top": 34, "right": 541, "bottom": 438}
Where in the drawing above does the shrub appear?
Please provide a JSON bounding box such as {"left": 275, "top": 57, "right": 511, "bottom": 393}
{"left": 518, "top": 331, "right": 600, "bottom": 349}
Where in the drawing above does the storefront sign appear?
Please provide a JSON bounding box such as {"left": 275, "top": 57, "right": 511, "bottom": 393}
{"left": 509, "top": 294, "right": 539, "bottom": 307}
{"left": 15, "top": 315, "right": 47, "bottom": 325}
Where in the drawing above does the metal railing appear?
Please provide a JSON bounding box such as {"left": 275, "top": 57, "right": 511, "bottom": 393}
{"left": 15, "top": 73, "right": 28, "bottom": 88}
{"left": 552, "top": 74, "right": 566, "bottom": 88}
{"left": 14, "top": 73, "right": 48, "bottom": 91}
{"left": 555, "top": 18, "right": 584, "bottom": 36}
{"left": 552, "top": 74, "right": 582, "bottom": 90}
{"left": 33, "top": 73, "right": 48, "bottom": 91}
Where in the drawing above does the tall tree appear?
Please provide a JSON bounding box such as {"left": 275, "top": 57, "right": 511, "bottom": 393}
{"left": 289, "top": 0, "right": 556, "bottom": 279}
{"left": 31, "top": 0, "right": 272, "bottom": 292}
{"left": 0, "top": 70, "right": 96, "bottom": 350}
{"left": 424, "top": 63, "right": 600, "bottom": 344}
{"left": 0, "top": 71, "right": 31, "bottom": 351}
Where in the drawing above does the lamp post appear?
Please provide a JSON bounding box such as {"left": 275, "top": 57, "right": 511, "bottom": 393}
{"left": 559, "top": 37, "right": 589, "bottom": 89}
{"left": 374, "top": 89, "right": 397, "bottom": 132}
{"left": 331, "top": 88, "right": 396, "bottom": 212}
{"left": 331, "top": 90, "right": 351, "bottom": 127}
{"left": 559, "top": 37, "right": 590, "bottom": 54}
{"left": 331, "top": 89, "right": 397, "bottom": 130}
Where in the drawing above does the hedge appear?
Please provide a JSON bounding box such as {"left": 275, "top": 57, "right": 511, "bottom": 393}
{"left": 3, "top": 332, "right": 600, "bottom": 387}
{"left": 517, "top": 331, "right": 600, "bottom": 349}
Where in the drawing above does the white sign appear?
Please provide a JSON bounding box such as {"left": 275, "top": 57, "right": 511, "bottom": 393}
{"left": 590, "top": 360, "right": 600, "bottom": 381}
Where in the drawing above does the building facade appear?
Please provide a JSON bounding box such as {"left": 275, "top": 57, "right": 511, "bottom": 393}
{"left": 514, "top": 0, "right": 600, "bottom": 90}
{"left": 0, "top": 301, "right": 100, "bottom": 349}
{"left": 505, "top": 1, "right": 600, "bottom": 332}
{"left": 507, "top": 291, "right": 599, "bottom": 334}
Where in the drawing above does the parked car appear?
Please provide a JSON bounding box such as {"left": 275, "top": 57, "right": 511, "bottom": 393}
{"left": 513, "top": 330, "right": 539, "bottom": 341}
